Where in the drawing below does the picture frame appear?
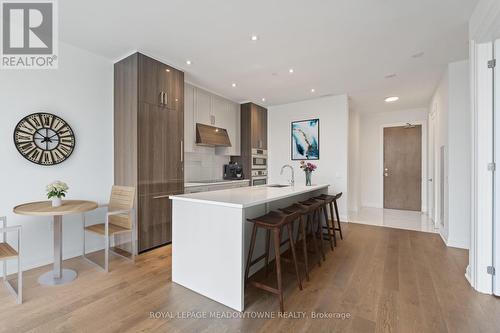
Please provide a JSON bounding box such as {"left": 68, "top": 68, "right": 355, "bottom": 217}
{"left": 291, "top": 118, "right": 319, "bottom": 160}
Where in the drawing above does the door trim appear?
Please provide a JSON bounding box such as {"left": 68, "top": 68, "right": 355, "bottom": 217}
{"left": 379, "top": 121, "right": 427, "bottom": 212}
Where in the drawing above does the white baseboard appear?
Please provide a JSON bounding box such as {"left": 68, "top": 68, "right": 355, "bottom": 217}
{"left": 465, "top": 265, "right": 472, "bottom": 286}
{"left": 438, "top": 230, "right": 448, "bottom": 246}
{"left": 446, "top": 238, "right": 469, "bottom": 250}
{"left": 361, "top": 202, "right": 382, "bottom": 208}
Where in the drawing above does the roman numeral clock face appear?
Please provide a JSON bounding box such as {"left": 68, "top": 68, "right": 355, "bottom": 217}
{"left": 13, "top": 113, "right": 76, "bottom": 165}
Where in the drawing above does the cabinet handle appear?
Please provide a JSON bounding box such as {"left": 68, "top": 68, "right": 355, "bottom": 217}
{"left": 159, "top": 92, "right": 164, "bottom": 105}
{"left": 153, "top": 194, "right": 170, "bottom": 199}
{"left": 164, "top": 91, "right": 168, "bottom": 105}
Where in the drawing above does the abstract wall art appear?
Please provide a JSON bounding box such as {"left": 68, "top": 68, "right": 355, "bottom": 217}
{"left": 291, "top": 118, "right": 319, "bottom": 160}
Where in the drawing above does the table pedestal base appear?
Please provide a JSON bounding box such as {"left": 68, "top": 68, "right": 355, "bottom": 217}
{"left": 38, "top": 269, "right": 77, "bottom": 286}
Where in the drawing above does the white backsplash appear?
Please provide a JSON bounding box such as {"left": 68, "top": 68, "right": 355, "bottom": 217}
{"left": 185, "top": 149, "right": 230, "bottom": 181}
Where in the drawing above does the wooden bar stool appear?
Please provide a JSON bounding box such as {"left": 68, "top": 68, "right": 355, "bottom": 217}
{"left": 245, "top": 210, "right": 302, "bottom": 312}
{"left": 315, "top": 192, "right": 344, "bottom": 240}
{"left": 278, "top": 203, "right": 319, "bottom": 282}
{"left": 299, "top": 199, "right": 333, "bottom": 257}
{"left": 314, "top": 195, "right": 338, "bottom": 247}
{"left": 314, "top": 197, "right": 337, "bottom": 251}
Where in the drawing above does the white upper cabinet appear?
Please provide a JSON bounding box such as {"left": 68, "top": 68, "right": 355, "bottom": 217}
{"left": 211, "top": 96, "right": 227, "bottom": 127}
{"left": 195, "top": 88, "right": 212, "bottom": 126}
{"left": 184, "top": 83, "right": 241, "bottom": 156}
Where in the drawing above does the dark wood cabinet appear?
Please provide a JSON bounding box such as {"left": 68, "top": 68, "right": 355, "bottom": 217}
{"left": 115, "top": 53, "right": 184, "bottom": 252}
{"left": 249, "top": 104, "right": 267, "bottom": 150}
{"left": 231, "top": 102, "right": 267, "bottom": 181}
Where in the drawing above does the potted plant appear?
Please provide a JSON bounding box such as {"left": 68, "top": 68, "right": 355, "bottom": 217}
{"left": 299, "top": 161, "right": 317, "bottom": 186}
{"left": 46, "top": 181, "right": 69, "bottom": 207}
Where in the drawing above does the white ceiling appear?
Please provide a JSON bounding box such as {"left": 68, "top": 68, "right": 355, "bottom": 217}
{"left": 60, "top": 0, "right": 478, "bottom": 113}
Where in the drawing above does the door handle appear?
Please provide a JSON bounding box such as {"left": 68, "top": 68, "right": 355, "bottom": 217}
{"left": 159, "top": 92, "right": 164, "bottom": 105}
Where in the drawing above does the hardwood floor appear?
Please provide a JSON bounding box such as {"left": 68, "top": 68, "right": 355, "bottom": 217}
{"left": 1, "top": 223, "right": 499, "bottom": 333}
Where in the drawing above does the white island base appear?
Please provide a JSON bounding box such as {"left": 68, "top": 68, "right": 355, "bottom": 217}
{"left": 170, "top": 184, "right": 329, "bottom": 311}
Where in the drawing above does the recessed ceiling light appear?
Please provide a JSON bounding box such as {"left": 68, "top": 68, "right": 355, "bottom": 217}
{"left": 311, "top": 88, "right": 315, "bottom": 93}
{"left": 411, "top": 52, "right": 424, "bottom": 58}
{"left": 261, "top": 98, "right": 266, "bottom": 102}
{"left": 166, "top": 69, "right": 170, "bottom": 72}
{"left": 231, "top": 83, "right": 237, "bottom": 87}
{"left": 289, "top": 68, "right": 294, "bottom": 74}
{"left": 385, "top": 96, "right": 399, "bottom": 102}
{"left": 385, "top": 73, "right": 396, "bottom": 79}
{"left": 186, "top": 60, "right": 192, "bottom": 65}
{"left": 251, "top": 35, "right": 259, "bottom": 41}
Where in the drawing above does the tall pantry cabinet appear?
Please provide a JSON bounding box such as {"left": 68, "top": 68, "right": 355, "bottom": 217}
{"left": 114, "top": 53, "right": 184, "bottom": 252}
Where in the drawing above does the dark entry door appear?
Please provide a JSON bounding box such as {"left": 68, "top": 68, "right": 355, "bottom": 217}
{"left": 383, "top": 125, "right": 422, "bottom": 211}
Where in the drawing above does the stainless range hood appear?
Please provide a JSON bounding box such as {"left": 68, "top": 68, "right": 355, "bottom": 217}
{"left": 195, "top": 123, "right": 232, "bottom": 147}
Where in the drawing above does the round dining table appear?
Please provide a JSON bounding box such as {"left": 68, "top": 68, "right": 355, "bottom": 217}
{"left": 13, "top": 200, "right": 98, "bottom": 286}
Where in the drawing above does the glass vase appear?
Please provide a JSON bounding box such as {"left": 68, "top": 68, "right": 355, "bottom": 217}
{"left": 305, "top": 171, "right": 312, "bottom": 186}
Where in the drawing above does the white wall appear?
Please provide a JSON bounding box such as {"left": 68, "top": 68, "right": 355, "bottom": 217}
{"left": 268, "top": 95, "right": 349, "bottom": 217}
{"left": 348, "top": 108, "right": 361, "bottom": 212}
{"left": 359, "top": 108, "right": 429, "bottom": 210}
{"left": 430, "top": 60, "right": 471, "bottom": 249}
{"left": 430, "top": 69, "right": 449, "bottom": 237}
{"left": 448, "top": 61, "right": 471, "bottom": 248}
{"left": 0, "top": 42, "right": 113, "bottom": 274}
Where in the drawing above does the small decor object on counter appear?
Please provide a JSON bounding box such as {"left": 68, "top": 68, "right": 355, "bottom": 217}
{"left": 300, "top": 161, "right": 317, "bottom": 186}
{"left": 291, "top": 118, "right": 319, "bottom": 160}
{"left": 46, "top": 181, "right": 69, "bottom": 207}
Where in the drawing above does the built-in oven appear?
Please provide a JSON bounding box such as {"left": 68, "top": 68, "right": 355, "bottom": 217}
{"left": 251, "top": 148, "right": 267, "bottom": 169}
{"left": 251, "top": 169, "right": 267, "bottom": 186}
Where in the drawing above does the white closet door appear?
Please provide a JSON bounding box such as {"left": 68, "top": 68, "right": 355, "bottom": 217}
{"left": 494, "top": 39, "right": 500, "bottom": 295}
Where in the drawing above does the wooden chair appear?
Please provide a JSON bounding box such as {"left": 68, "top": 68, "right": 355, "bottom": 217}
{"left": 0, "top": 216, "right": 22, "bottom": 304}
{"left": 83, "top": 186, "right": 136, "bottom": 272}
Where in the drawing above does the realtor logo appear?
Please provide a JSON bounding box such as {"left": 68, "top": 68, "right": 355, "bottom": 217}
{"left": 1, "top": 0, "right": 58, "bottom": 69}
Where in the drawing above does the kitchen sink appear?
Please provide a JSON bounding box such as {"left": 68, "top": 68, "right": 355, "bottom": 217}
{"left": 267, "top": 184, "right": 290, "bottom": 188}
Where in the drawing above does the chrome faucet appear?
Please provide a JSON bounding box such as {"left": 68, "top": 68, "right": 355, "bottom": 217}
{"left": 280, "top": 164, "right": 295, "bottom": 186}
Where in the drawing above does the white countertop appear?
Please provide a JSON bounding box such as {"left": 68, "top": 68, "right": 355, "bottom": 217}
{"left": 185, "top": 179, "right": 250, "bottom": 188}
{"left": 171, "top": 184, "right": 329, "bottom": 208}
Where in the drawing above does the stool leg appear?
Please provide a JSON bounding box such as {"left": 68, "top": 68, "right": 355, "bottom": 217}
{"left": 265, "top": 229, "right": 271, "bottom": 277}
{"left": 334, "top": 199, "right": 344, "bottom": 240}
{"left": 322, "top": 204, "right": 334, "bottom": 251}
{"left": 328, "top": 202, "right": 338, "bottom": 246}
{"left": 273, "top": 228, "right": 284, "bottom": 312}
{"left": 286, "top": 223, "right": 302, "bottom": 290}
{"left": 315, "top": 210, "right": 326, "bottom": 261}
{"left": 300, "top": 217, "right": 310, "bottom": 281}
{"left": 245, "top": 224, "right": 258, "bottom": 285}
{"left": 307, "top": 214, "right": 321, "bottom": 267}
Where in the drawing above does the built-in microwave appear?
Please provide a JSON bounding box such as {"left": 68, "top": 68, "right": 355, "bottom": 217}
{"left": 251, "top": 169, "right": 267, "bottom": 186}
{"left": 251, "top": 148, "right": 267, "bottom": 169}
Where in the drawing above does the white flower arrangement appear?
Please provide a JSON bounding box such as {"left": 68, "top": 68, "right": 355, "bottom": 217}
{"left": 46, "top": 181, "right": 69, "bottom": 199}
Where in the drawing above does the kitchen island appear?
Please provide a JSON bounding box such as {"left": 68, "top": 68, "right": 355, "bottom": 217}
{"left": 170, "top": 184, "right": 329, "bottom": 311}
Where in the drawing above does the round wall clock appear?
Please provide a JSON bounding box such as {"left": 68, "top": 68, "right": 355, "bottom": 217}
{"left": 13, "top": 113, "right": 76, "bottom": 166}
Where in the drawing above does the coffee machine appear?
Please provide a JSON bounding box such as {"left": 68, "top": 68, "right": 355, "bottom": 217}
{"left": 223, "top": 162, "right": 244, "bottom": 180}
